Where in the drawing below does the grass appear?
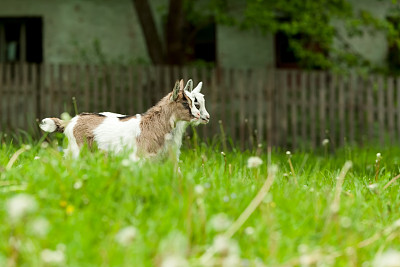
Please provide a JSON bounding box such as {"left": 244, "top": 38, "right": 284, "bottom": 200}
{"left": 1, "top": 136, "right": 400, "bottom": 266}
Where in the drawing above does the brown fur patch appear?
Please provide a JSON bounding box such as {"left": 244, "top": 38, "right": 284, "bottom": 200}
{"left": 50, "top": 118, "right": 68, "bottom": 132}
{"left": 73, "top": 113, "right": 106, "bottom": 147}
{"left": 118, "top": 115, "right": 137, "bottom": 121}
{"left": 136, "top": 90, "right": 193, "bottom": 156}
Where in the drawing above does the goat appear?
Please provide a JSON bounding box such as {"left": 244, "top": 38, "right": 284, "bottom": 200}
{"left": 40, "top": 79, "right": 210, "bottom": 160}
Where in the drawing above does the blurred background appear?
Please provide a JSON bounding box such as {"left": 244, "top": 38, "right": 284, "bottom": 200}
{"left": 1, "top": 0, "right": 400, "bottom": 150}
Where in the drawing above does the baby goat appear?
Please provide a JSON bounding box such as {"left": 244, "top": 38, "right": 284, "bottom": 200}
{"left": 40, "top": 79, "right": 209, "bottom": 160}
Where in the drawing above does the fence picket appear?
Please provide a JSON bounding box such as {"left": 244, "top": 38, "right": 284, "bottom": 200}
{"left": 300, "top": 71, "right": 307, "bottom": 148}
{"left": 387, "top": 77, "right": 395, "bottom": 144}
{"left": 310, "top": 72, "right": 317, "bottom": 149}
{"left": 5, "top": 64, "right": 12, "bottom": 127}
{"left": 83, "top": 65, "right": 90, "bottom": 111}
{"left": 338, "top": 75, "right": 345, "bottom": 146}
{"left": 318, "top": 72, "right": 327, "bottom": 145}
{"left": 348, "top": 73, "right": 355, "bottom": 144}
{"left": 329, "top": 73, "right": 337, "bottom": 147}
{"left": 256, "top": 69, "right": 264, "bottom": 144}
{"left": 356, "top": 76, "right": 364, "bottom": 144}
{"left": 397, "top": 78, "right": 400, "bottom": 143}
{"left": 22, "top": 63, "right": 29, "bottom": 128}
{"left": 366, "top": 77, "right": 375, "bottom": 141}
{"left": 238, "top": 69, "right": 245, "bottom": 150}
{"left": 377, "top": 76, "right": 385, "bottom": 145}
{"left": 128, "top": 66, "right": 134, "bottom": 115}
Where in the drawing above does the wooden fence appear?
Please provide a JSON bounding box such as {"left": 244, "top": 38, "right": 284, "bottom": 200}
{"left": 0, "top": 63, "right": 399, "bottom": 149}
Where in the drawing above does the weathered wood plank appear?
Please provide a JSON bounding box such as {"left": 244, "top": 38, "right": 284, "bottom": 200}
{"left": 309, "top": 72, "right": 317, "bottom": 149}
{"left": 387, "top": 77, "right": 395, "bottom": 144}
{"left": 377, "top": 75, "right": 385, "bottom": 145}
{"left": 300, "top": 71, "right": 307, "bottom": 148}
{"left": 318, "top": 72, "right": 327, "bottom": 145}
{"left": 328, "top": 73, "right": 337, "bottom": 147}
{"left": 338, "top": 75, "right": 345, "bottom": 146}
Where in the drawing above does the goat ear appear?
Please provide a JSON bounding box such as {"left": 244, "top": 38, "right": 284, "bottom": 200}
{"left": 184, "top": 79, "right": 193, "bottom": 92}
{"left": 179, "top": 79, "right": 184, "bottom": 91}
{"left": 170, "top": 81, "right": 180, "bottom": 101}
{"left": 192, "top": 82, "right": 203, "bottom": 94}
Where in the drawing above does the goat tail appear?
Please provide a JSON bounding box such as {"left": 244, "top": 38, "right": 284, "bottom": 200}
{"left": 39, "top": 118, "right": 68, "bottom": 133}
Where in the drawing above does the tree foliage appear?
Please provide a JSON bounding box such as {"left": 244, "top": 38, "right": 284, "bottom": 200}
{"left": 134, "top": 0, "right": 400, "bottom": 73}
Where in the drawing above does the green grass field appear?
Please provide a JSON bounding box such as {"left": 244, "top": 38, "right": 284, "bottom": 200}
{"left": 1, "top": 135, "right": 400, "bottom": 266}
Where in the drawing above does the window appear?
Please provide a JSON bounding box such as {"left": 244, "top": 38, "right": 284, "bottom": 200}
{"left": 275, "top": 31, "right": 301, "bottom": 68}
{"left": 0, "top": 17, "right": 43, "bottom": 63}
{"left": 387, "top": 15, "right": 400, "bottom": 70}
{"left": 192, "top": 21, "right": 216, "bottom": 63}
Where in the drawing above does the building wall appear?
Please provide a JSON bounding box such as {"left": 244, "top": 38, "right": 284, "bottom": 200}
{"left": 0, "top": 0, "right": 149, "bottom": 64}
{"left": 334, "top": 0, "right": 393, "bottom": 67}
{"left": 217, "top": 26, "right": 274, "bottom": 69}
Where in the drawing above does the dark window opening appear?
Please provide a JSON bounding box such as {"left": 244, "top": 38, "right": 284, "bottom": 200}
{"left": 192, "top": 22, "right": 216, "bottom": 63}
{"left": 275, "top": 31, "right": 301, "bottom": 69}
{"left": 387, "top": 16, "right": 400, "bottom": 70}
{"left": 0, "top": 17, "right": 43, "bottom": 63}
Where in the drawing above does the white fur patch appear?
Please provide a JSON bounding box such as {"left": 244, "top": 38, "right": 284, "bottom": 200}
{"left": 99, "top": 112, "right": 126, "bottom": 118}
{"left": 40, "top": 118, "right": 57, "bottom": 132}
{"left": 63, "top": 116, "right": 80, "bottom": 158}
{"left": 93, "top": 114, "right": 142, "bottom": 154}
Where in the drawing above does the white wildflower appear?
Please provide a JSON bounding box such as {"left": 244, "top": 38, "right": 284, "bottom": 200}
{"left": 286, "top": 151, "right": 291, "bottom": 156}
{"left": 121, "top": 159, "right": 130, "bottom": 167}
{"left": 7, "top": 194, "right": 37, "bottom": 222}
{"left": 34, "top": 156, "right": 40, "bottom": 160}
{"left": 299, "top": 254, "right": 314, "bottom": 266}
{"left": 209, "top": 213, "right": 232, "bottom": 232}
{"left": 73, "top": 180, "right": 83, "bottom": 190}
{"left": 373, "top": 249, "right": 400, "bottom": 267}
{"left": 213, "top": 235, "right": 240, "bottom": 256}
{"left": 115, "top": 226, "right": 137, "bottom": 246}
{"left": 297, "top": 244, "right": 308, "bottom": 254}
{"left": 56, "top": 243, "right": 66, "bottom": 252}
{"left": 31, "top": 217, "right": 50, "bottom": 237}
{"left": 222, "top": 254, "right": 241, "bottom": 267}
{"left": 340, "top": 216, "right": 352, "bottom": 228}
{"left": 322, "top": 139, "right": 330, "bottom": 146}
{"left": 244, "top": 227, "right": 255, "bottom": 235}
{"left": 161, "top": 255, "right": 189, "bottom": 267}
{"left": 60, "top": 112, "right": 72, "bottom": 121}
{"left": 41, "top": 142, "right": 49, "bottom": 149}
{"left": 393, "top": 219, "right": 400, "bottom": 228}
{"left": 194, "top": 185, "right": 204, "bottom": 196}
{"left": 368, "top": 183, "right": 378, "bottom": 190}
{"left": 129, "top": 153, "right": 140, "bottom": 162}
{"left": 376, "top": 153, "right": 382, "bottom": 160}
{"left": 41, "top": 248, "right": 65, "bottom": 264}
{"left": 221, "top": 151, "right": 226, "bottom": 156}
{"left": 247, "top": 156, "right": 263, "bottom": 168}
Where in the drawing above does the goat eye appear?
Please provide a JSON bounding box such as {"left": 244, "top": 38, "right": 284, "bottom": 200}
{"left": 194, "top": 102, "right": 200, "bottom": 108}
